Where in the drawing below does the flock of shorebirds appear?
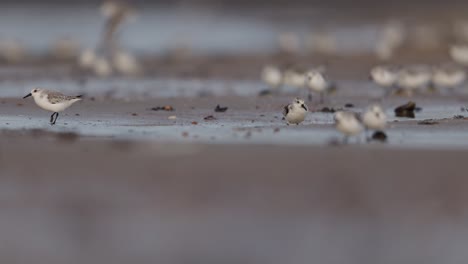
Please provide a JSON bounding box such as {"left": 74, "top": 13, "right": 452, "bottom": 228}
{"left": 23, "top": 59, "right": 456, "bottom": 144}
{"left": 11, "top": 2, "right": 468, "bottom": 144}
{"left": 264, "top": 59, "right": 468, "bottom": 143}
{"left": 282, "top": 96, "right": 386, "bottom": 144}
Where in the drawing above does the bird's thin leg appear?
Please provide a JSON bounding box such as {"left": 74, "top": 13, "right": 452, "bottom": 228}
{"left": 308, "top": 91, "right": 313, "bottom": 102}
{"left": 51, "top": 112, "right": 59, "bottom": 125}
{"left": 50, "top": 113, "right": 55, "bottom": 123}
{"left": 54, "top": 112, "right": 59, "bottom": 124}
{"left": 320, "top": 93, "right": 325, "bottom": 104}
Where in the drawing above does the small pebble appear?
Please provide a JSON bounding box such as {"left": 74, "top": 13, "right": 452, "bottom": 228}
{"left": 418, "top": 119, "right": 438, "bottom": 125}
{"left": 204, "top": 115, "right": 216, "bottom": 121}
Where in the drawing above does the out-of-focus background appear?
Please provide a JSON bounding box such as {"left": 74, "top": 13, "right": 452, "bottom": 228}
{"left": 2, "top": 1, "right": 468, "bottom": 264}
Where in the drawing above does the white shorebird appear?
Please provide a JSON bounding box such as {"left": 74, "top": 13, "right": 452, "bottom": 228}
{"left": 77, "top": 49, "right": 113, "bottom": 77}
{"left": 374, "top": 21, "right": 406, "bottom": 60}
{"left": 112, "top": 49, "right": 142, "bottom": 76}
{"left": 370, "top": 65, "right": 399, "bottom": 96}
{"left": 283, "top": 69, "right": 306, "bottom": 90}
{"left": 334, "top": 111, "right": 363, "bottom": 143}
{"left": 76, "top": 1, "right": 138, "bottom": 78}
{"left": 78, "top": 48, "right": 97, "bottom": 69}
{"left": 431, "top": 64, "right": 466, "bottom": 91}
{"left": 362, "top": 104, "right": 387, "bottom": 138}
{"left": 261, "top": 65, "right": 283, "bottom": 91}
{"left": 23, "top": 89, "right": 82, "bottom": 125}
{"left": 396, "top": 65, "right": 431, "bottom": 96}
{"left": 305, "top": 68, "right": 330, "bottom": 103}
{"left": 450, "top": 44, "right": 468, "bottom": 66}
{"left": 93, "top": 57, "right": 113, "bottom": 77}
{"left": 282, "top": 98, "right": 308, "bottom": 125}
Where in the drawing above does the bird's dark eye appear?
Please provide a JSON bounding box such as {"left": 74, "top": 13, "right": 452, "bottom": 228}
{"left": 33, "top": 89, "right": 37, "bottom": 93}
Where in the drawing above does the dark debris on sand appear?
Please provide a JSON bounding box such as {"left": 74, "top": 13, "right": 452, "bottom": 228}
{"left": 318, "top": 107, "right": 340, "bottom": 113}
{"left": 395, "top": 101, "right": 418, "bottom": 118}
{"left": 344, "top": 103, "right": 354, "bottom": 108}
{"left": 214, "top": 105, "right": 228, "bottom": 112}
{"left": 453, "top": 115, "right": 465, "bottom": 120}
{"left": 204, "top": 115, "right": 217, "bottom": 121}
{"left": 371, "top": 131, "right": 387, "bottom": 142}
{"left": 151, "top": 105, "right": 175, "bottom": 111}
{"left": 418, "top": 119, "right": 439, "bottom": 125}
{"left": 258, "top": 89, "right": 272, "bottom": 96}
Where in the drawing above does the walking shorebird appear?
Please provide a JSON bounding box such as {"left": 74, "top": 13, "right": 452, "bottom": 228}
{"left": 23, "top": 89, "right": 82, "bottom": 125}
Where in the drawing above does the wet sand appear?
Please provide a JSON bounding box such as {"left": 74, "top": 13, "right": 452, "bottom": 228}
{"left": 1, "top": 48, "right": 468, "bottom": 262}
{"left": 1, "top": 129, "right": 468, "bottom": 263}
{"left": 1, "top": 90, "right": 468, "bottom": 146}
{"left": 2, "top": 2, "right": 468, "bottom": 262}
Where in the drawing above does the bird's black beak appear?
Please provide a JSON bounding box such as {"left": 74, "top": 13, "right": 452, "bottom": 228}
{"left": 301, "top": 104, "right": 308, "bottom": 111}
{"left": 23, "top": 93, "right": 32, "bottom": 99}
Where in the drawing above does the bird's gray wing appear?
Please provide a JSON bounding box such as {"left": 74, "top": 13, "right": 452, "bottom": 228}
{"left": 46, "top": 91, "right": 80, "bottom": 104}
{"left": 283, "top": 105, "right": 289, "bottom": 116}
{"left": 354, "top": 112, "right": 363, "bottom": 122}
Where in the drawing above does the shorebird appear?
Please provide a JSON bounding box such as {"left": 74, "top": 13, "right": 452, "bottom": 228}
{"left": 374, "top": 21, "right": 406, "bottom": 60}
{"left": 77, "top": 1, "right": 138, "bottom": 77}
{"left": 100, "top": 1, "right": 136, "bottom": 50}
{"left": 362, "top": 104, "right": 387, "bottom": 139}
{"left": 261, "top": 65, "right": 283, "bottom": 91}
{"left": 23, "top": 89, "right": 82, "bottom": 125}
{"left": 283, "top": 98, "right": 308, "bottom": 125}
{"left": 93, "top": 57, "right": 113, "bottom": 77}
{"left": 112, "top": 49, "right": 142, "bottom": 76}
{"left": 450, "top": 44, "right": 468, "bottom": 66}
{"left": 396, "top": 65, "right": 431, "bottom": 96}
{"left": 305, "top": 68, "right": 330, "bottom": 103}
{"left": 334, "top": 111, "right": 363, "bottom": 143}
{"left": 431, "top": 64, "right": 466, "bottom": 91}
{"left": 283, "top": 68, "right": 306, "bottom": 90}
{"left": 370, "top": 65, "right": 399, "bottom": 96}
{"left": 78, "top": 48, "right": 97, "bottom": 69}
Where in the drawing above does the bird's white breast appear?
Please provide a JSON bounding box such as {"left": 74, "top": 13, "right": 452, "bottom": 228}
{"left": 337, "top": 118, "right": 363, "bottom": 136}
{"left": 33, "top": 95, "right": 79, "bottom": 112}
{"left": 285, "top": 107, "right": 307, "bottom": 124}
{"left": 363, "top": 112, "right": 386, "bottom": 130}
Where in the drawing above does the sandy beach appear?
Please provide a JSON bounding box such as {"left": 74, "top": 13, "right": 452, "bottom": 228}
{"left": 2, "top": 129, "right": 468, "bottom": 263}
{"left": 1, "top": 1, "right": 468, "bottom": 263}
